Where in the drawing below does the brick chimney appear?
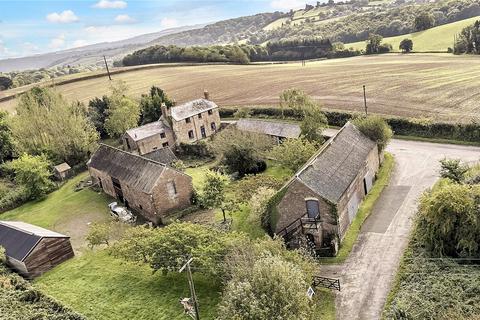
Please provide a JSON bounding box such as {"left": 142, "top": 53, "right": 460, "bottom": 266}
{"left": 204, "top": 90, "right": 210, "bottom": 100}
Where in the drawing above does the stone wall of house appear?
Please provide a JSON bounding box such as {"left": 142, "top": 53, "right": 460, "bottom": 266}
{"left": 88, "top": 166, "right": 159, "bottom": 223}
{"left": 151, "top": 168, "right": 193, "bottom": 224}
{"left": 336, "top": 145, "right": 380, "bottom": 239}
{"left": 123, "top": 128, "right": 175, "bottom": 155}
{"left": 173, "top": 108, "right": 221, "bottom": 144}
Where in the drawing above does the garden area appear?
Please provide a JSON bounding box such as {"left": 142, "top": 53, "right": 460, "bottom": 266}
{"left": 384, "top": 160, "right": 480, "bottom": 319}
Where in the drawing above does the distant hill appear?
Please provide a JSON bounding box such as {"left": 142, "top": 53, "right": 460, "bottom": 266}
{"left": 0, "top": 24, "right": 205, "bottom": 72}
{"left": 346, "top": 16, "right": 480, "bottom": 52}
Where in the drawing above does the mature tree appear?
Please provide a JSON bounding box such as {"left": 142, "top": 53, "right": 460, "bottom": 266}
{"left": 352, "top": 115, "right": 393, "bottom": 152}
{"left": 88, "top": 96, "right": 110, "bottom": 137}
{"left": 86, "top": 223, "right": 111, "bottom": 249}
{"left": 11, "top": 87, "right": 99, "bottom": 165}
{"left": 417, "top": 181, "right": 480, "bottom": 257}
{"left": 455, "top": 20, "right": 480, "bottom": 54}
{"left": 414, "top": 12, "right": 435, "bottom": 31}
{"left": 104, "top": 82, "right": 140, "bottom": 138}
{"left": 218, "top": 238, "right": 316, "bottom": 320}
{"left": 365, "top": 33, "right": 384, "bottom": 54}
{"left": 0, "top": 76, "right": 13, "bottom": 91}
{"left": 269, "top": 138, "right": 318, "bottom": 172}
{"left": 224, "top": 144, "right": 266, "bottom": 177}
{"left": 3, "top": 154, "right": 54, "bottom": 200}
{"left": 301, "top": 106, "right": 328, "bottom": 143}
{"left": 279, "top": 88, "right": 314, "bottom": 118}
{"left": 0, "top": 111, "right": 14, "bottom": 163}
{"left": 111, "top": 222, "right": 241, "bottom": 276}
{"left": 439, "top": 159, "right": 468, "bottom": 183}
{"left": 227, "top": 45, "right": 250, "bottom": 64}
{"left": 199, "top": 170, "right": 234, "bottom": 221}
{"left": 139, "top": 86, "right": 173, "bottom": 125}
{"left": 399, "top": 38, "right": 413, "bottom": 53}
{"left": 209, "top": 127, "right": 274, "bottom": 158}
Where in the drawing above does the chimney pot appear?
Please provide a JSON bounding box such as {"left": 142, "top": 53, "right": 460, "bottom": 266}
{"left": 204, "top": 90, "right": 210, "bottom": 100}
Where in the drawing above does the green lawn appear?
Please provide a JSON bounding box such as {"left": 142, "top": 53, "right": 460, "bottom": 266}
{"left": 321, "top": 152, "right": 395, "bottom": 264}
{"left": 346, "top": 16, "right": 480, "bottom": 52}
{"left": 1, "top": 172, "right": 111, "bottom": 230}
{"left": 36, "top": 251, "right": 221, "bottom": 320}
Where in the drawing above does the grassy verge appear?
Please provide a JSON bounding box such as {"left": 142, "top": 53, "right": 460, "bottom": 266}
{"left": 394, "top": 134, "right": 480, "bottom": 147}
{"left": 315, "top": 288, "right": 336, "bottom": 320}
{"left": 36, "top": 250, "right": 221, "bottom": 320}
{"left": 320, "top": 152, "right": 395, "bottom": 264}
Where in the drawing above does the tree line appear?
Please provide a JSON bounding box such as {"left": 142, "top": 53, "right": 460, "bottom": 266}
{"left": 119, "top": 39, "right": 360, "bottom": 66}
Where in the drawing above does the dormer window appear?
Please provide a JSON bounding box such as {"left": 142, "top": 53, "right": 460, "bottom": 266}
{"left": 305, "top": 198, "right": 320, "bottom": 219}
{"left": 198, "top": 113, "right": 202, "bottom": 119}
{"left": 186, "top": 117, "right": 191, "bottom": 123}
{"left": 208, "top": 109, "right": 213, "bottom": 115}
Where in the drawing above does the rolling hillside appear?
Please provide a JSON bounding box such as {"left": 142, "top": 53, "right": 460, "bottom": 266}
{"left": 2, "top": 54, "right": 480, "bottom": 123}
{"left": 346, "top": 16, "right": 480, "bottom": 52}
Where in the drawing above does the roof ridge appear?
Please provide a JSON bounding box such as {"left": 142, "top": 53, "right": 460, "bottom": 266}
{"left": 0, "top": 221, "right": 35, "bottom": 236}
{"left": 97, "top": 143, "right": 191, "bottom": 179}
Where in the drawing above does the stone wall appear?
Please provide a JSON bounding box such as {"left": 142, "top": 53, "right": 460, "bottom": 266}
{"left": 173, "top": 108, "right": 221, "bottom": 144}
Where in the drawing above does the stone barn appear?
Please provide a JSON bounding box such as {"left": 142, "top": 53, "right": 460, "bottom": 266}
{"left": 87, "top": 144, "right": 193, "bottom": 224}
{"left": 236, "top": 119, "right": 301, "bottom": 143}
{"left": 273, "top": 122, "right": 380, "bottom": 256}
{"left": 0, "top": 221, "right": 74, "bottom": 278}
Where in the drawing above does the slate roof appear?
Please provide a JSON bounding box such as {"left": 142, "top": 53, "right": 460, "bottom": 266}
{"left": 0, "top": 221, "right": 68, "bottom": 262}
{"left": 54, "top": 162, "right": 71, "bottom": 173}
{"left": 296, "top": 122, "right": 377, "bottom": 203}
{"left": 87, "top": 144, "right": 167, "bottom": 194}
{"left": 236, "top": 119, "right": 301, "bottom": 139}
{"left": 171, "top": 99, "right": 218, "bottom": 121}
{"left": 143, "top": 147, "right": 178, "bottom": 165}
{"left": 125, "top": 121, "right": 169, "bottom": 142}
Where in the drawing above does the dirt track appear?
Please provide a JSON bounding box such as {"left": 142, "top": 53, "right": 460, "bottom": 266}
{"left": 2, "top": 54, "right": 480, "bottom": 122}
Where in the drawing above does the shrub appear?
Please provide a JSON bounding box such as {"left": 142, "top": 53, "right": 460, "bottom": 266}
{"left": 176, "top": 141, "right": 213, "bottom": 159}
{"left": 233, "top": 108, "right": 251, "bottom": 119}
{"left": 269, "top": 138, "right": 318, "bottom": 172}
{"left": 416, "top": 181, "right": 480, "bottom": 257}
{"left": 2, "top": 154, "right": 54, "bottom": 200}
{"left": 352, "top": 115, "right": 393, "bottom": 152}
{"left": 0, "top": 246, "right": 6, "bottom": 264}
{"left": 86, "top": 223, "right": 112, "bottom": 249}
{"left": 0, "top": 186, "right": 29, "bottom": 213}
{"left": 249, "top": 187, "right": 276, "bottom": 229}
{"left": 439, "top": 159, "right": 468, "bottom": 183}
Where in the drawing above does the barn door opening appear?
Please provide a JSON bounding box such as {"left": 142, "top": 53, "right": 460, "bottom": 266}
{"left": 363, "top": 171, "right": 374, "bottom": 196}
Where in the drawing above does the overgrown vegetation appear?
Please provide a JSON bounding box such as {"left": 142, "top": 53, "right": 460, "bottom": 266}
{"left": 454, "top": 19, "right": 480, "bottom": 54}
{"left": 384, "top": 161, "right": 480, "bottom": 319}
{"left": 0, "top": 262, "right": 85, "bottom": 319}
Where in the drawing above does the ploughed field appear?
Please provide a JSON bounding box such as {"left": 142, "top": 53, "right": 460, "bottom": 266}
{"left": 2, "top": 54, "right": 480, "bottom": 122}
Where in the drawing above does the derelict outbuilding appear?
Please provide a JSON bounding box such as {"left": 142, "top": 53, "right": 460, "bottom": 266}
{"left": 0, "top": 221, "right": 74, "bottom": 278}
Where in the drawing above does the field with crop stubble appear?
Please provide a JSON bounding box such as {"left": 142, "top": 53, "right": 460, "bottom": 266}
{"left": 1, "top": 54, "right": 480, "bottom": 122}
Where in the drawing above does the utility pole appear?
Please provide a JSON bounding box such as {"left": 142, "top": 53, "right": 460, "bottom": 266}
{"left": 103, "top": 55, "right": 112, "bottom": 81}
{"left": 363, "top": 85, "right": 368, "bottom": 116}
{"left": 179, "top": 257, "right": 200, "bottom": 320}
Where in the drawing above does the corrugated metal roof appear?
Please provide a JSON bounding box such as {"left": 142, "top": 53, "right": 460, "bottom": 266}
{"left": 236, "top": 119, "right": 301, "bottom": 138}
{"left": 171, "top": 99, "right": 218, "bottom": 121}
{"left": 87, "top": 144, "right": 167, "bottom": 194}
{"left": 296, "top": 122, "right": 377, "bottom": 203}
{"left": 0, "top": 221, "right": 68, "bottom": 262}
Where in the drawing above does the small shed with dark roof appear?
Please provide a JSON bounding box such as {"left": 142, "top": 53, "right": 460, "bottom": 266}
{"left": 0, "top": 221, "right": 74, "bottom": 278}
{"left": 236, "top": 119, "right": 301, "bottom": 142}
{"left": 143, "top": 147, "right": 178, "bottom": 165}
{"left": 87, "top": 144, "right": 193, "bottom": 224}
{"left": 273, "top": 122, "right": 380, "bottom": 256}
